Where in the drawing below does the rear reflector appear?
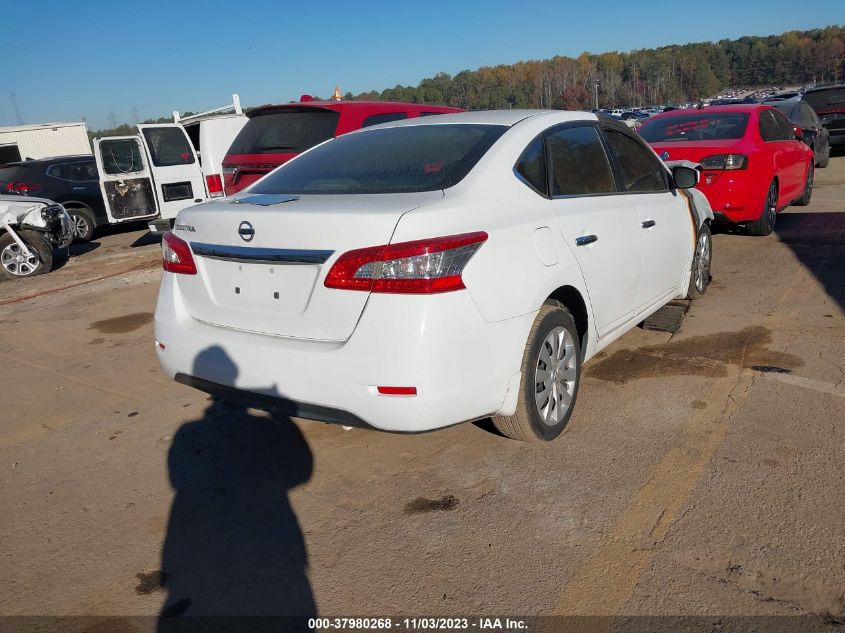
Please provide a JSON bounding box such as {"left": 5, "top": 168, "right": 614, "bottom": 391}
{"left": 377, "top": 386, "right": 417, "bottom": 396}
{"left": 324, "top": 231, "right": 487, "bottom": 294}
{"left": 206, "top": 174, "right": 224, "bottom": 198}
{"left": 162, "top": 231, "right": 197, "bottom": 275}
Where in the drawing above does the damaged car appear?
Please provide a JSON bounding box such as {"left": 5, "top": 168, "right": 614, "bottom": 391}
{"left": 0, "top": 196, "right": 73, "bottom": 279}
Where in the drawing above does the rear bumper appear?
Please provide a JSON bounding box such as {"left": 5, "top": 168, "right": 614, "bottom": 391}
{"left": 154, "top": 274, "right": 534, "bottom": 432}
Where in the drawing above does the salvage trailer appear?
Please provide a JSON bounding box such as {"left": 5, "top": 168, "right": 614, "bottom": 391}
{"left": 92, "top": 95, "right": 246, "bottom": 231}
{"left": 0, "top": 122, "right": 92, "bottom": 164}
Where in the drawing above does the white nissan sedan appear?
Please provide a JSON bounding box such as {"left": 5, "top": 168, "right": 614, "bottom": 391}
{"left": 154, "top": 110, "right": 712, "bottom": 441}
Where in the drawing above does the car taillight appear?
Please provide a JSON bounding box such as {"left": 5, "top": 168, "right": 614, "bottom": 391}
{"left": 4, "top": 182, "right": 42, "bottom": 194}
{"left": 700, "top": 154, "right": 747, "bottom": 170}
{"left": 324, "top": 232, "right": 487, "bottom": 294}
{"left": 206, "top": 174, "right": 224, "bottom": 198}
{"left": 162, "top": 231, "right": 197, "bottom": 275}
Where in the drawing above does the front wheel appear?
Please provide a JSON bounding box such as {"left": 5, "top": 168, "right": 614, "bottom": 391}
{"left": 686, "top": 223, "right": 712, "bottom": 299}
{"left": 746, "top": 181, "right": 778, "bottom": 236}
{"left": 492, "top": 302, "right": 581, "bottom": 442}
{"left": 0, "top": 230, "right": 53, "bottom": 279}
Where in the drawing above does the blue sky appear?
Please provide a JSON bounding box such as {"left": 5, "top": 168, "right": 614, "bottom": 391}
{"left": 3, "top": 0, "right": 843, "bottom": 129}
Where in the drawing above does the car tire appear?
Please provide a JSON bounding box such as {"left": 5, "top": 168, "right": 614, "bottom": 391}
{"left": 686, "top": 222, "right": 712, "bottom": 299}
{"left": 746, "top": 180, "right": 778, "bottom": 236}
{"left": 0, "top": 230, "right": 53, "bottom": 279}
{"left": 795, "top": 164, "right": 814, "bottom": 207}
{"left": 67, "top": 207, "right": 96, "bottom": 242}
{"left": 816, "top": 146, "right": 830, "bottom": 169}
{"left": 492, "top": 301, "right": 581, "bottom": 442}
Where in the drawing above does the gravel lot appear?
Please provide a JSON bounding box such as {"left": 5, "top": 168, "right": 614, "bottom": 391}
{"left": 1, "top": 159, "right": 843, "bottom": 630}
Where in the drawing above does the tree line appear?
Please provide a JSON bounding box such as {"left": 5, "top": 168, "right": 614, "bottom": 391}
{"left": 345, "top": 26, "right": 844, "bottom": 110}
{"left": 90, "top": 25, "right": 844, "bottom": 136}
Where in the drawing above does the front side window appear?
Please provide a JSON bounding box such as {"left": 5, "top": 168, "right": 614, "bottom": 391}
{"left": 758, "top": 110, "right": 781, "bottom": 142}
{"left": 603, "top": 129, "right": 667, "bottom": 193}
{"left": 141, "top": 127, "right": 196, "bottom": 167}
{"left": 546, "top": 126, "right": 616, "bottom": 196}
{"left": 771, "top": 110, "right": 796, "bottom": 141}
{"left": 361, "top": 112, "right": 407, "bottom": 127}
{"left": 514, "top": 136, "right": 547, "bottom": 196}
{"left": 249, "top": 124, "right": 506, "bottom": 195}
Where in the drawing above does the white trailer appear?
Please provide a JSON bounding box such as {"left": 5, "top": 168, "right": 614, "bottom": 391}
{"left": 0, "top": 122, "right": 92, "bottom": 163}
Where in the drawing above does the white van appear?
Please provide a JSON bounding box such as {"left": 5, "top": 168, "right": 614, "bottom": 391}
{"left": 90, "top": 95, "right": 247, "bottom": 233}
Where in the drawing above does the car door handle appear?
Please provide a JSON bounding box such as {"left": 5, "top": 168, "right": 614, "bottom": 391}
{"left": 641, "top": 219, "right": 656, "bottom": 228}
{"left": 575, "top": 235, "right": 598, "bottom": 246}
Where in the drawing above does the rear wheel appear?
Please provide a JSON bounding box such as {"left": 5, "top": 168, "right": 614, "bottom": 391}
{"left": 67, "top": 207, "right": 96, "bottom": 242}
{"left": 746, "top": 181, "right": 778, "bottom": 236}
{"left": 492, "top": 302, "right": 581, "bottom": 442}
{"left": 795, "top": 164, "right": 814, "bottom": 207}
{"left": 0, "top": 230, "right": 53, "bottom": 279}
{"left": 686, "top": 223, "right": 712, "bottom": 299}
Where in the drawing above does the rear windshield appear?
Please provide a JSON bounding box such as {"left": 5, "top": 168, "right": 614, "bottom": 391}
{"left": 228, "top": 109, "right": 340, "bottom": 155}
{"left": 639, "top": 113, "right": 749, "bottom": 142}
{"left": 0, "top": 165, "right": 33, "bottom": 183}
{"left": 249, "top": 124, "right": 506, "bottom": 195}
{"left": 803, "top": 88, "right": 845, "bottom": 113}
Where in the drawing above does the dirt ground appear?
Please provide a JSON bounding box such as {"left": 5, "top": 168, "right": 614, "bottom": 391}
{"left": 1, "top": 159, "right": 843, "bottom": 631}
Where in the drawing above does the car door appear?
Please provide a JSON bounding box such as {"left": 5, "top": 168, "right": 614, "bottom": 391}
{"left": 94, "top": 136, "right": 159, "bottom": 223}
{"left": 63, "top": 160, "right": 107, "bottom": 217}
{"left": 547, "top": 123, "right": 642, "bottom": 337}
{"left": 136, "top": 124, "right": 206, "bottom": 221}
{"left": 771, "top": 109, "right": 806, "bottom": 196}
{"left": 758, "top": 109, "right": 798, "bottom": 205}
{"left": 601, "top": 125, "right": 691, "bottom": 311}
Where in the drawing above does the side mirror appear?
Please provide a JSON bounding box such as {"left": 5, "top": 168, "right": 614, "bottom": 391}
{"left": 672, "top": 165, "right": 699, "bottom": 189}
{"left": 793, "top": 125, "right": 803, "bottom": 140}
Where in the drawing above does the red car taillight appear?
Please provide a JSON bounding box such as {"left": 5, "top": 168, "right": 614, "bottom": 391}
{"left": 162, "top": 231, "right": 197, "bottom": 275}
{"left": 700, "top": 154, "right": 748, "bottom": 170}
{"left": 4, "top": 182, "right": 42, "bottom": 194}
{"left": 324, "top": 232, "right": 487, "bottom": 294}
{"left": 205, "top": 174, "right": 224, "bottom": 198}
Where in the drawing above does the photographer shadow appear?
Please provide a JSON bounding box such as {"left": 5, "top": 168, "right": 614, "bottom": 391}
{"left": 158, "top": 346, "right": 315, "bottom": 631}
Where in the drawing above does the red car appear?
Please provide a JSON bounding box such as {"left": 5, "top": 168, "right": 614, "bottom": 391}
{"left": 222, "top": 99, "right": 463, "bottom": 195}
{"left": 639, "top": 105, "right": 814, "bottom": 235}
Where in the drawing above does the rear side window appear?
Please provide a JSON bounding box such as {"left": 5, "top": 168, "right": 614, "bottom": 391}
{"left": 758, "top": 110, "right": 782, "bottom": 142}
{"left": 515, "top": 136, "right": 547, "bottom": 196}
{"left": 603, "top": 129, "right": 667, "bottom": 193}
{"left": 141, "top": 127, "right": 196, "bottom": 167}
{"left": 249, "top": 124, "right": 506, "bottom": 195}
{"left": 228, "top": 109, "right": 340, "bottom": 155}
{"left": 546, "top": 126, "right": 616, "bottom": 196}
{"left": 47, "top": 161, "right": 98, "bottom": 181}
{"left": 361, "top": 112, "right": 408, "bottom": 127}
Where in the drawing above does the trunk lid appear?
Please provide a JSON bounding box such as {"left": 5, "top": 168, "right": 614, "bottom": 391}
{"left": 172, "top": 191, "right": 442, "bottom": 341}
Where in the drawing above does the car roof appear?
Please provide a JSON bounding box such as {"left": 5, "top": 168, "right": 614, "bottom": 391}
{"left": 8, "top": 154, "right": 94, "bottom": 166}
{"left": 351, "top": 109, "right": 596, "bottom": 129}
{"left": 247, "top": 100, "right": 460, "bottom": 117}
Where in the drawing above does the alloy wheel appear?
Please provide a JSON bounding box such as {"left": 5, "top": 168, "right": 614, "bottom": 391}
{"left": 765, "top": 183, "right": 777, "bottom": 229}
{"left": 534, "top": 326, "right": 577, "bottom": 425}
{"left": 694, "top": 231, "right": 711, "bottom": 292}
{"left": 72, "top": 214, "right": 90, "bottom": 239}
{"left": 1, "top": 242, "right": 41, "bottom": 276}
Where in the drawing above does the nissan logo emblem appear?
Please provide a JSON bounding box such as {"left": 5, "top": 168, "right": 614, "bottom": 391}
{"left": 238, "top": 221, "right": 255, "bottom": 242}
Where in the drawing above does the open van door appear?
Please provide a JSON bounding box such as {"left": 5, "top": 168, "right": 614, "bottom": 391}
{"left": 136, "top": 124, "right": 206, "bottom": 221}
{"left": 94, "top": 136, "right": 159, "bottom": 223}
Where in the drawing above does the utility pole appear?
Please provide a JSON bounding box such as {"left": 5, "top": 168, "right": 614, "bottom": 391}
{"left": 10, "top": 92, "right": 23, "bottom": 125}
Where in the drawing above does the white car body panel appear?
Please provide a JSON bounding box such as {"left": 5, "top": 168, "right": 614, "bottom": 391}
{"left": 154, "top": 110, "right": 705, "bottom": 432}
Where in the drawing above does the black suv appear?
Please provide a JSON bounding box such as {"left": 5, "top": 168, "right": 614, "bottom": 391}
{"left": 0, "top": 155, "right": 104, "bottom": 241}
{"left": 802, "top": 84, "right": 845, "bottom": 152}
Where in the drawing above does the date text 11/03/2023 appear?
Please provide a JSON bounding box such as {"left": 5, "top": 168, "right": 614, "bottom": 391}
{"left": 308, "top": 617, "right": 528, "bottom": 630}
